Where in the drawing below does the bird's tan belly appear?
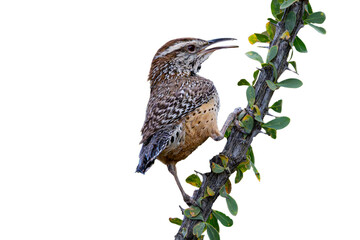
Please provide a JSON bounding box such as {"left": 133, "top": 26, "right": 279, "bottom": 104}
{"left": 158, "top": 98, "right": 220, "bottom": 164}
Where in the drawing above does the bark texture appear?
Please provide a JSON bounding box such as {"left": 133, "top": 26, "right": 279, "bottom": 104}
{"left": 175, "top": 1, "right": 306, "bottom": 239}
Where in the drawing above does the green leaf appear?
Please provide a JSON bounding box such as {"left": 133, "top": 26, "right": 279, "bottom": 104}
{"left": 169, "top": 217, "right": 183, "bottom": 226}
{"left": 219, "top": 154, "right": 229, "bottom": 167}
{"left": 285, "top": 11, "right": 296, "bottom": 33}
{"left": 239, "top": 161, "right": 250, "bottom": 173}
{"left": 184, "top": 208, "right": 204, "bottom": 221}
{"left": 189, "top": 206, "right": 201, "bottom": 217}
{"left": 186, "top": 174, "right": 202, "bottom": 188}
{"left": 288, "top": 61, "right": 298, "bottom": 73}
{"left": 235, "top": 168, "right": 244, "bottom": 183}
{"left": 225, "top": 179, "right": 232, "bottom": 195}
{"left": 247, "top": 146, "right": 255, "bottom": 164}
{"left": 280, "top": 30, "right": 290, "bottom": 40}
{"left": 306, "top": 11, "right": 326, "bottom": 24}
{"left": 249, "top": 161, "right": 261, "bottom": 182}
{"left": 237, "top": 79, "right": 250, "bottom": 86}
{"left": 264, "top": 127, "right": 277, "bottom": 139}
{"left": 280, "top": 0, "right": 297, "bottom": 10}
{"left": 266, "top": 45, "right": 278, "bottom": 63}
{"left": 267, "top": 18, "right": 278, "bottom": 25}
{"left": 212, "top": 210, "right": 233, "bottom": 227}
{"left": 294, "top": 36, "right": 307, "bottom": 53}
{"left": 254, "top": 115, "right": 263, "bottom": 123}
{"left": 253, "top": 105, "right": 261, "bottom": 116}
{"left": 271, "top": 0, "right": 284, "bottom": 20}
{"left": 211, "top": 162, "right": 225, "bottom": 174}
{"left": 262, "top": 116, "right": 290, "bottom": 130}
{"left": 248, "top": 34, "right": 271, "bottom": 45}
{"left": 277, "top": 78, "right": 303, "bottom": 88}
{"left": 193, "top": 222, "right": 206, "bottom": 238}
{"left": 246, "top": 86, "right": 256, "bottom": 108}
{"left": 266, "top": 80, "right": 278, "bottom": 91}
{"left": 206, "top": 223, "right": 220, "bottom": 240}
{"left": 248, "top": 34, "right": 258, "bottom": 45}
{"left": 226, "top": 195, "right": 238, "bottom": 216}
{"left": 253, "top": 105, "right": 263, "bottom": 122}
{"left": 253, "top": 69, "right": 260, "bottom": 85}
{"left": 237, "top": 111, "right": 246, "bottom": 121}
{"left": 224, "top": 126, "right": 232, "bottom": 139}
{"left": 270, "top": 99, "right": 283, "bottom": 113}
{"left": 266, "top": 22, "right": 276, "bottom": 40}
{"left": 206, "top": 213, "right": 220, "bottom": 233}
{"left": 245, "top": 51, "right": 264, "bottom": 64}
{"left": 189, "top": 214, "right": 204, "bottom": 221}
{"left": 242, "top": 114, "right": 254, "bottom": 134}
{"left": 207, "top": 186, "right": 215, "bottom": 197}
{"left": 255, "top": 33, "right": 270, "bottom": 43}
{"left": 269, "top": 62, "right": 278, "bottom": 80}
{"left": 219, "top": 186, "right": 228, "bottom": 198}
{"left": 309, "top": 23, "right": 326, "bottom": 34}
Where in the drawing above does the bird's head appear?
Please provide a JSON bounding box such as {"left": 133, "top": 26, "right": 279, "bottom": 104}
{"left": 148, "top": 38, "right": 238, "bottom": 86}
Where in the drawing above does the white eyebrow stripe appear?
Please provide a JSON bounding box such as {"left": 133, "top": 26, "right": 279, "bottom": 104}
{"left": 154, "top": 40, "right": 199, "bottom": 59}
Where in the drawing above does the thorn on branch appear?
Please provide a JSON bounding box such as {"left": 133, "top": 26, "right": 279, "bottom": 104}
{"left": 266, "top": 112, "right": 276, "bottom": 117}
{"left": 179, "top": 205, "right": 185, "bottom": 215}
{"left": 286, "top": 67, "right": 298, "bottom": 75}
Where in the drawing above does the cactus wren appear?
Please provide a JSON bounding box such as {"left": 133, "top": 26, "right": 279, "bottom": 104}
{"left": 136, "top": 38, "right": 240, "bottom": 205}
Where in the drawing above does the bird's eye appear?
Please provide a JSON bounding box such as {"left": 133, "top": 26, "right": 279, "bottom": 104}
{"left": 187, "top": 45, "right": 196, "bottom": 53}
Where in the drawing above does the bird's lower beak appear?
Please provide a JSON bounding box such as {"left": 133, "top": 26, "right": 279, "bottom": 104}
{"left": 201, "top": 38, "right": 238, "bottom": 54}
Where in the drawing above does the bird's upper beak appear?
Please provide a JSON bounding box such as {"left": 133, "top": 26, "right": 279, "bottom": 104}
{"left": 200, "top": 38, "right": 238, "bottom": 55}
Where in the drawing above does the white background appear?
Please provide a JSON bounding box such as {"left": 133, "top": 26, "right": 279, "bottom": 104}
{"left": 0, "top": 0, "right": 359, "bottom": 239}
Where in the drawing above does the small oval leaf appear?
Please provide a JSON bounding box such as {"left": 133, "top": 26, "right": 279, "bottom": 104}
{"left": 242, "top": 114, "right": 254, "bottom": 134}
{"left": 212, "top": 210, "right": 233, "bottom": 227}
{"left": 245, "top": 51, "right": 264, "bottom": 64}
{"left": 206, "top": 213, "right": 220, "bottom": 232}
{"left": 206, "top": 223, "right": 220, "bottom": 240}
{"left": 266, "top": 21, "right": 276, "bottom": 39}
{"left": 280, "top": 0, "right": 297, "bottom": 10}
{"left": 207, "top": 186, "right": 215, "bottom": 197}
{"left": 235, "top": 168, "right": 244, "bottom": 183}
{"left": 267, "top": 45, "right": 278, "bottom": 63}
{"left": 266, "top": 80, "right": 278, "bottom": 91}
{"left": 211, "top": 162, "right": 225, "bottom": 174}
{"left": 262, "top": 116, "right": 290, "bottom": 130}
{"left": 264, "top": 127, "right": 277, "bottom": 139}
{"left": 193, "top": 222, "right": 206, "bottom": 238}
{"left": 306, "top": 11, "right": 326, "bottom": 24}
{"left": 285, "top": 11, "right": 296, "bottom": 33}
{"left": 225, "top": 179, "right": 232, "bottom": 195}
{"left": 294, "top": 36, "right": 307, "bottom": 53}
{"left": 226, "top": 195, "right": 238, "bottom": 216}
{"left": 246, "top": 86, "right": 256, "bottom": 108}
{"left": 186, "top": 174, "right": 202, "bottom": 188}
{"left": 169, "top": 217, "right": 183, "bottom": 226}
{"left": 309, "top": 23, "right": 326, "bottom": 34}
{"left": 270, "top": 99, "right": 283, "bottom": 113}
{"left": 277, "top": 78, "right": 303, "bottom": 88}
{"left": 255, "top": 33, "right": 270, "bottom": 43}
{"left": 237, "top": 79, "right": 251, "bottom": 86}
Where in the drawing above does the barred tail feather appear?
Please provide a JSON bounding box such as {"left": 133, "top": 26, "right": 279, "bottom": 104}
{"left": 136, "top": 129, "right": 172, "bottom": 174}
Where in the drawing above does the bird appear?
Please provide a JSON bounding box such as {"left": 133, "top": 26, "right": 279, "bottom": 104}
{"left": 136, "top": 37, "right": 240, "bottom": 206}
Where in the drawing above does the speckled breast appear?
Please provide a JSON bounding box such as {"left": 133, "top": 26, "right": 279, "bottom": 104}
{"left": 158, "top": 96, "right": 220, "bottom": 164}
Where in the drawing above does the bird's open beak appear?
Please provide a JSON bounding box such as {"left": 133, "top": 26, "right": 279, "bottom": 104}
{"left": 201, "top": 38, "right": 238, "bottom": 54}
